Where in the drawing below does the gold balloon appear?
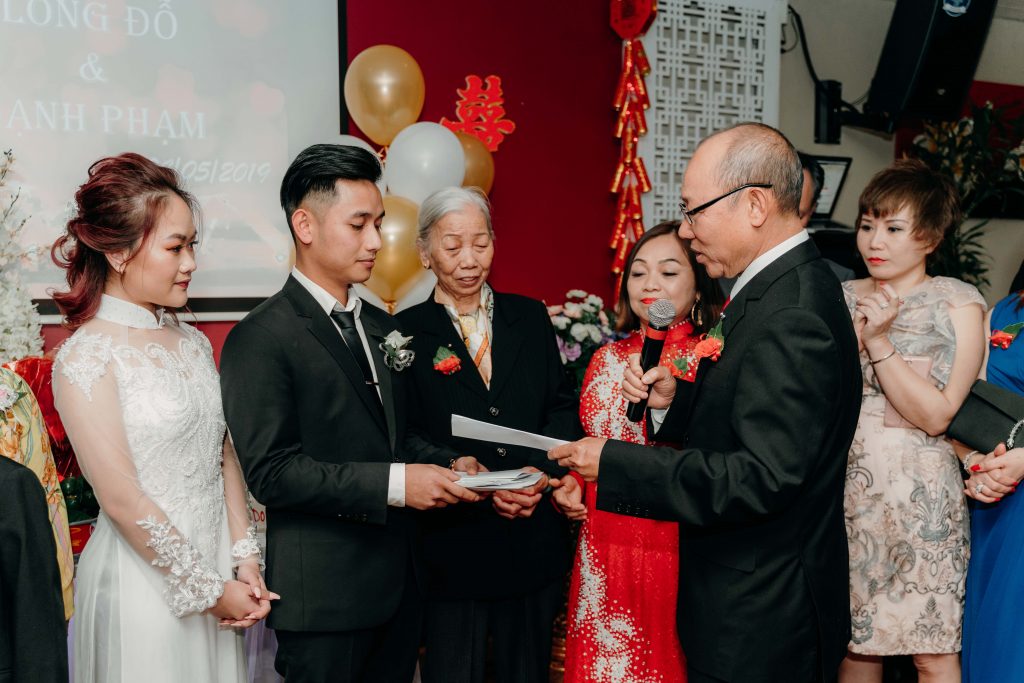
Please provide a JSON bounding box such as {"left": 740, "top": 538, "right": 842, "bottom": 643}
{"left": 455, "top": 131, "right": 495, "bottom": 194}
{"left": 364, "top": 195, "right": 424, "bottom": 307}
{"left": 344, "top": 45, "right": 425, "bottom": 146}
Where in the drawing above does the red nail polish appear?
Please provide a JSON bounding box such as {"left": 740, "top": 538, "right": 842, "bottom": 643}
{"left": 970, "top": 465, "right": 982, "bottom": 472}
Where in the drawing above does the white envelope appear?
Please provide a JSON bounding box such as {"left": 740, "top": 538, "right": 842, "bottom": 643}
{"left": 454, "top": 469, "right": 545, "bottom": 491}
{"left": 450, "top": 414, "right": 568, "bottom": 452}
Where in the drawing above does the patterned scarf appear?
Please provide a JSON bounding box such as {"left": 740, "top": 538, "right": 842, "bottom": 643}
{"left": 437, "top": 283, "right": 495, "bottom": 387}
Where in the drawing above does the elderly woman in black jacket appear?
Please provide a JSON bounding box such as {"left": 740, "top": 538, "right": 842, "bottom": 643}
{"left": 397, "top": 186, "right": 580, "bottom": 683}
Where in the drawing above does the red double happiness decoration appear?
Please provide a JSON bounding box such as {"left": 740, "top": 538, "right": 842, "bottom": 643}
{"left": 609, "top": 0, "right": 655, "bottom": 275}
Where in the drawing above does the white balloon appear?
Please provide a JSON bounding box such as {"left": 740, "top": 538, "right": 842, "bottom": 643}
{"left": 383, "top": 122, "right": 465, "bottom": 204}
{"left": 335, "top": 134, "right": 385, "bottom": 194}
{"left": 336, "top": 134, "right": 377, "bottom": 156}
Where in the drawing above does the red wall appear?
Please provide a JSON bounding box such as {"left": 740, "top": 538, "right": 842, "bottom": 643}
{"left": 43, "top": 3, "right": 622, "bottom": 356}
{"left": 346, "top": 0, "right": 622, "bottom": 303}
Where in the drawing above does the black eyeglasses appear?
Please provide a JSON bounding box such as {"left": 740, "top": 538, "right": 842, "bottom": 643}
{"left": 678, "top": 183, "right": 773, "bottom": 225}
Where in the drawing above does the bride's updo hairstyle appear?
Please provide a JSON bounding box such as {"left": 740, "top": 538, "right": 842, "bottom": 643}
{"left": 51, "top": 153, "right": 197, "bottom": 329}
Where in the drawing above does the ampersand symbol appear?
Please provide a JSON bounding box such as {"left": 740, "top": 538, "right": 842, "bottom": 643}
{"left": 78, "top": 53, "right": 107, "bottom": 83}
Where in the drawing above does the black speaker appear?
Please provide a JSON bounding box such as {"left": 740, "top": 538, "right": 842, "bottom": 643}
{"left": 863, "top": 0, "right": 997, "bottom": 133}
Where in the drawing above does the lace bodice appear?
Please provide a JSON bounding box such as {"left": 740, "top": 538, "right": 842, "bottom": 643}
{"left": 53, "top": 295, "right": 260, "bottom": 617}
{"left": 61, "top": 318, "right": 227, "bottom": 527}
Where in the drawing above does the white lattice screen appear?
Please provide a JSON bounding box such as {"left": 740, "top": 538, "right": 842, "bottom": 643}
{"left": 637, "top": 0, "right": 786, "bottom": 224}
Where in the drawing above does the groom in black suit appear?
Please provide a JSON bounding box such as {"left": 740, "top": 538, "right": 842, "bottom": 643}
{"left": 551, "top": 123, "right": 861, "bottom": 683}
{"left": 221, "top": 145, "right": 481, "bottom": 682}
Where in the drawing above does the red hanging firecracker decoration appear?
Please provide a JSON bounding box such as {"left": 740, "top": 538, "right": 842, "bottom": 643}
{"left": 609, "top": 0, "right": 655, "bottom": 276}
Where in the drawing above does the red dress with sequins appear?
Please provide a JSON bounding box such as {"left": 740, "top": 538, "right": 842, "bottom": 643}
{"left": 563, "top": 323, "right": 698, "bottom": 683}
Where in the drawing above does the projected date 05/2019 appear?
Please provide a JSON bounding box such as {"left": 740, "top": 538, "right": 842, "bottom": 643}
{"left": 150, "top": 157, "right": 273, "bottom": 185}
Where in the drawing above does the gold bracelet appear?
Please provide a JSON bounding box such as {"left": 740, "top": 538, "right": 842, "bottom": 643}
{"left": 869, "top": 348, "right": 898, "bottom": 366}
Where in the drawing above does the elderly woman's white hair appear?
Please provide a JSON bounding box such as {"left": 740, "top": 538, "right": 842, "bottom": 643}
{"left": 415, "top": 186, "right": 493, "bottom": 251}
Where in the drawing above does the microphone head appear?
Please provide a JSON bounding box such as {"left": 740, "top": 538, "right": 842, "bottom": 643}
{"left": 647, "top": 299, "right": 676, "bottom": 329}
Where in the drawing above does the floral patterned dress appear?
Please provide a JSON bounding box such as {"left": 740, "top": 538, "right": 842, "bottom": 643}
{"left": 842, "top": 277, "right": 985, "bottom": 655}
{"left": 0, "top": 367, "right": 75, "bottom": 620}
{"left": 564, "top": 322, "right": 698, "bottom": 683}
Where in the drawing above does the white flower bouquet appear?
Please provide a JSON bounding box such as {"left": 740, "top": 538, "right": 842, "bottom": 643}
{"left": 547, "top": 289, "right": 618, "bottom": 393}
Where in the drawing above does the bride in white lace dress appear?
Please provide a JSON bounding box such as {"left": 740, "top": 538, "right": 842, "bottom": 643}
{"left": 50, "top": 154, "right": 273, "bottom": 683}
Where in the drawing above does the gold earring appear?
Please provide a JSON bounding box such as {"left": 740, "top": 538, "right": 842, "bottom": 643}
{"left": 690, "top": 295, "right": 703, "bottom": 328}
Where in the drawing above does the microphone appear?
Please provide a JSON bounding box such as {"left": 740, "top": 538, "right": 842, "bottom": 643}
{"left": 626, "top": 298, "right": 676, "bottom": 423}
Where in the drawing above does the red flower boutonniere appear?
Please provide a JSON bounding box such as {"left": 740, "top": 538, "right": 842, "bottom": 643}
{"left": 990, "top": 322, "right": 1022, "bottom": 349}
{"left": 433, "top": 346, "right": 462, "bottom": 375}
{"left": 671, "top": 317, "right": 726, "bottom": 382}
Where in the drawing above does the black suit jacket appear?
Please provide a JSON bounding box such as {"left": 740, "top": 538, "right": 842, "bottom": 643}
{"left": 598, "top": 241, "right": 861, "bottom": 682}
{"left": 220, "top": 276, "right": 453, "bottom": 632}
{"left": 397, "top": 292, "right": 581, "bottom": 599}
{"left": 0, "top": 457, "right": 67, "bottom": 683}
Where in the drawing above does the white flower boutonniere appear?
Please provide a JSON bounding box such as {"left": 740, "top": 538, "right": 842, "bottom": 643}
{"left": 0, "top": 384, "right": 25, "bottom": 424}
{"left": 379, "top": 330, "right": 415, "bottom": 372}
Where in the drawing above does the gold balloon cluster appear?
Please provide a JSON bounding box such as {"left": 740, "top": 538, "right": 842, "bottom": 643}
{"left": 343, "top": 45, "right": 496, "bottom": 309}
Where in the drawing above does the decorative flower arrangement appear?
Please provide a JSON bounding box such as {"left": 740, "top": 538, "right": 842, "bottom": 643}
{"left": 0, "top": 149, "right": 44, "bottom": 365}
{"left": 377, "top": 330, "right": 414, "bottom": 372}
{"left": 912, "top": 100, "right": 1024, "bottom": 291}
{"left": 547, "top": 289, "right": 618, "bottom": 393}
{"left": 433, "top": 345, "right": 462, "bottom": 375}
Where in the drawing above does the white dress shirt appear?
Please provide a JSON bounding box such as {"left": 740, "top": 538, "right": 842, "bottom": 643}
{"left": 290, "top": 268, "right": 406, "bottom": 507}
{"left": 650, "top": 230, "right": 811, "bottom": 432}
{"left": 728, "top": 230, "right": 810, "bottom": 299}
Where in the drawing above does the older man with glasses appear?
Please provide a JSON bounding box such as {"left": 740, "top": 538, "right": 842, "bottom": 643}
{"left": 550, "top": 122, "right": 863, "bottom": 683}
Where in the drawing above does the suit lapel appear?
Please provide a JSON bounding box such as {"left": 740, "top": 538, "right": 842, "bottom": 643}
{"left": 284, "top": 278, "right": 388, "bottom": 437}
{"left": 426, "top": 300, "right": 489, "bottom": 399}
{"left": 360, "top": 311, "right": 397, "bottom": 450}
{"left": 488, "top": 295, "right": 525, "bottom": 400}
{"left": 723, "top": 239, "right": 821, "bottom": 337}
{"left": 687, "top": 239, "right": 821, "bottom": 421}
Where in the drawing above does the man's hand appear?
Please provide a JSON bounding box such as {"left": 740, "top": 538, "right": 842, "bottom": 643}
{"left": 548, "top": 437, "right": 607, "bottom": 482}
{"left": 451, "top": 456, "right": 487, "bottom": 475}
{"left": 492, "top": 467, "right": 548, "bottom": 520}
{"left": 622, "top": 353, "right": 676, "bottom": 410}
{"left": 405, "top": 464, "right": 482, "bottom": 510}
{"left": 550, "top": 476, "right": 587, "bottom": 521}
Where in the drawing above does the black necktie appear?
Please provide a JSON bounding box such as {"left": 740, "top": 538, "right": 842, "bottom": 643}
{"left": 329, "top": 308, "right": 380, "bottom": 403}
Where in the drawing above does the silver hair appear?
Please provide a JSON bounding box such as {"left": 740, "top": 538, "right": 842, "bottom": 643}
{"left": 701, "top": 122, "right": 803, "bottom": 217}
{"left": 415, "top": 186, "right": 493, "bottom": 250}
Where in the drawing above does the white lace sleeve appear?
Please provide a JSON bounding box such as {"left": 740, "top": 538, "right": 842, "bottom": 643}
{"left": 53, "top": 330, "right": 226, "bottom": 617}
{"left": 138, "top": 516, "right": 225, "bottom": 616}
{"left": 230, "top": 526, "right": 263, "bottom": 569}
{"left": 223, "top": 434, "right": 263, "bottom": 570}
{"left": 54, "top": 332, "right": 112, "bottom": 401}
